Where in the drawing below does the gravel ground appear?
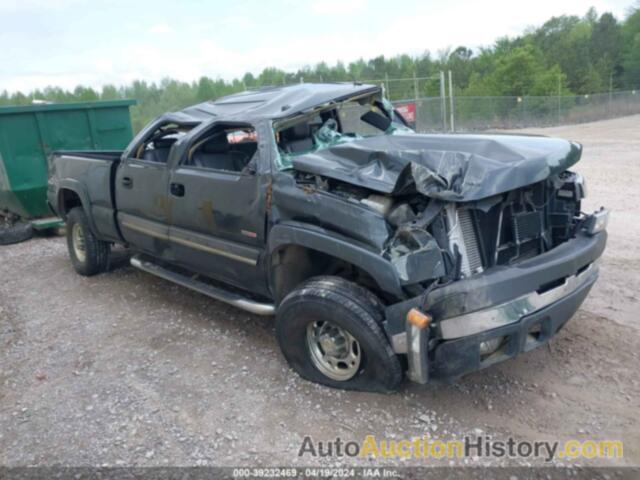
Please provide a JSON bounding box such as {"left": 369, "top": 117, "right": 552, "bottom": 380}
{"left": 1, "top": 115, "right": 639, "bottom": 469}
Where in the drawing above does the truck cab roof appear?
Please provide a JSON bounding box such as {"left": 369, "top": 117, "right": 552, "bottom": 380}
{"left": 177, "top": 82, "right": 380, "bottom": 123}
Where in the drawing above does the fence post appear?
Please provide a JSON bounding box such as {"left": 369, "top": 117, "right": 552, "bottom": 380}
{"left": 440, "top": 71, "right": 447, "bottom": 132}
{"left": 448, "top": 70, "right": 455, "bottom": 132}
{"left": 609, "top": 73, "right": 613, "bottom": 116}
{"left": 557, "top": 73, "right": 561, "bottom": 125}
{"left": 385, "top": 73, "right": 390, "bottom": 100}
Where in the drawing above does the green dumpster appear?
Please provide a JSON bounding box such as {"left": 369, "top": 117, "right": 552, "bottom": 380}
{"left": 0, "top": 99, "right": 136, "bottom": 243}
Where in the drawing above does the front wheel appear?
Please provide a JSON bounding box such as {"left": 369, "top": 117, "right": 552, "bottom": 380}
{"left": 66, "top": 207, "right": 110, "bottom": 276}
{"left": 275, "top": 276, "right": 403, "bottom": 392}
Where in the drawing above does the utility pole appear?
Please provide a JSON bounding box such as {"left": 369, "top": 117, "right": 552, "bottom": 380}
{"left": 413, "top": 71, "right": 419, "bottom": 101}
{"left": 448, "top": 70, "right": 455, "bottom": 132}
{"left": 440, "top": 71, "right": 447, "bottom": 131}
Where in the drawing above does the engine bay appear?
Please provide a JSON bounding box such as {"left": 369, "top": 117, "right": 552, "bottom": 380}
{"left": 289, "top": 169, "right": 586, "bottom": 293}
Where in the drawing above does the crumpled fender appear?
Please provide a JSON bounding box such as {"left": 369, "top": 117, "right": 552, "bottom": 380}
{"left": 267, "top": 221, "right": 405, "bottom": 299}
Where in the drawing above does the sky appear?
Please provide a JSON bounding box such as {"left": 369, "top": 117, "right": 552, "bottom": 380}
{"left": 0, "top": 0, "right": 635, "bottom": 93}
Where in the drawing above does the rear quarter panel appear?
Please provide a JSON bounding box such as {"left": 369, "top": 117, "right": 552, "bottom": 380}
{"left": 49, "top": 152, "right": 122, "bottom": 242}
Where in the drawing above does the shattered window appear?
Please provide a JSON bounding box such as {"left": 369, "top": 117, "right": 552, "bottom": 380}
{"left": 274, "top": 94, "right": 411, "bottom": 170}
{"left": 134, "top": 122, "right": 192, "bottom": 163}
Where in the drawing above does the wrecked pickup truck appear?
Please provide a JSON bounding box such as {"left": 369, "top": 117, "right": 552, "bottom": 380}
{"left": 48, "top": 83, "right": 608, "bottom": 392}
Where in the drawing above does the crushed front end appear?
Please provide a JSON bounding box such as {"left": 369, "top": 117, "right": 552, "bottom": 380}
{"left": 383, "top": 173, "right": 608, "bottom": 383}
{"left": 272, "top": 88, "right": 608, "bottom": 384}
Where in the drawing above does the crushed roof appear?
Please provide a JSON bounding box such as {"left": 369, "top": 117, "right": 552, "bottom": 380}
{"left": 177, "top": 83, "right": 380, "bottom": 122}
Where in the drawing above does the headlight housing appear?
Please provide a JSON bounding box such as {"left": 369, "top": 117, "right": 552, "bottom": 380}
{"left": 584, "top": 208, "right": 609, "bottom": 235}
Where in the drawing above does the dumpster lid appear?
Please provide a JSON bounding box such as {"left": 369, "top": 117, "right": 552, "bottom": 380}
{"left": 0, "top": 99, "right": 137, "bottom": 115}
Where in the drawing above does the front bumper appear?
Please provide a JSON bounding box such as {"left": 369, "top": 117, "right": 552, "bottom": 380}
{"left": 428, "top": 262, "right": 597, "bottom": 381}
{"left": 385, "top": 229, "right": 607, "bottom": 384}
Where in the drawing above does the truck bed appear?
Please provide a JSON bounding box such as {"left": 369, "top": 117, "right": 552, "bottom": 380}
{"left": 48, "top": 150, "right": 124, "bottom": 242}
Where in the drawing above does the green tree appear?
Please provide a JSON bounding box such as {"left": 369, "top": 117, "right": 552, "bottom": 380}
{"left": 590, "top": 12, "right": 622, "bottom": 87}
{"left": 488, "top": 45, "right": 541, "bottom": 96}
{"left": 196, "top": 76, "right": 216, "bottom": 102}
{"left": 100, "top": 85, "right": 120, "bottom": 100}
{"left": 621, "top": 6, "right": 640, "bottom": 88}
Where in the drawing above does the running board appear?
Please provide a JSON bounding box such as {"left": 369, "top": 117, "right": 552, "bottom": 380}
{"left": 130, "top": 255, "right": 275, "bottom": 316}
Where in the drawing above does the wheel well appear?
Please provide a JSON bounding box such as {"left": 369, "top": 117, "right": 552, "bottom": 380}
{"left": 59, "top": 189, "right": 82, "bottom": 217}
{"left": 270, "top": 245, "right": 388, "bottom": 304}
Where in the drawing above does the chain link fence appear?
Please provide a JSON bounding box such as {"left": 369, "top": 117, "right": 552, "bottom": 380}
{"left": 268, "top": 75, "right": 640, "bottom": 132}
{"left": 391, "top": 89, "right": 640, "bottom": 133}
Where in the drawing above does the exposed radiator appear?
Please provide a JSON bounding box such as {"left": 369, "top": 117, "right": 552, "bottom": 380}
{"left": 459, "top": 209, "right": 484, "bottom": 274}
{"left": 445, "top": 205, "right": 484, "bottom": 278}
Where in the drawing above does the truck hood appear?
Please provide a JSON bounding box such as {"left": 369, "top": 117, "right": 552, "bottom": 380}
{"left": 291, "top": 133, "right": 582, "bottom": 202}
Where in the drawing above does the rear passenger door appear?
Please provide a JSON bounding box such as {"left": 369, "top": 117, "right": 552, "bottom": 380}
{"left": 167, "top": 122, "right": 268, "bottom": 294}
{"left": 115, "top": 122, "right": 183, "bottom": 257}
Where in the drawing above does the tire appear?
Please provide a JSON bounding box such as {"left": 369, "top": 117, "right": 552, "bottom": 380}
{"left": 66, "top": 207, "right": 110, "bottom": 276}
{"left": 275, "top": 276, "right": 403, "bottom": 393}
{"left": 0, "top": 222, "right": 33, "bottom": 245}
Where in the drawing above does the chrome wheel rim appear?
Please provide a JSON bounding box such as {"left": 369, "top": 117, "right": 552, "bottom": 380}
{"left": 72, "top": 223, "right": 87, "bottom": 263}
{"left": 306, "top": 320, "right": 361, "bottom": 381}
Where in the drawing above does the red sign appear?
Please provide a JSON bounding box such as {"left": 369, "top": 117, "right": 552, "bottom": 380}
{"left": 395, "top": 102, "right": 416, "bottom": 123}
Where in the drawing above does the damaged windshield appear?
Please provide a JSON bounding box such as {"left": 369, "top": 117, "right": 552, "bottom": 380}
{"left": 274, "top": 93, "right": 411, "bottom": 169}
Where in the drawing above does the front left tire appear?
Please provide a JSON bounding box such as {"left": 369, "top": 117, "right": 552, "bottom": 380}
{"left": 275, "top": 276, "right": 403, "bottom": 393}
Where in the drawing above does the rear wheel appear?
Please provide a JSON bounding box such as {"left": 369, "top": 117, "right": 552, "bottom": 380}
{"left": 275, "top": 276, "right": 402, "bottom": 392}
{"left": 66, "top": 207, "right": 110, "bottom": 276}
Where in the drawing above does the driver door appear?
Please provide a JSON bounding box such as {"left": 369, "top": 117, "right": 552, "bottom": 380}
{"left": 166, "top": 122, "right": 269, "bottom": 295}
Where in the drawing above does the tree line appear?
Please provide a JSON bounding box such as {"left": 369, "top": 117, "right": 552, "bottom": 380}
{"left": 2, "top": 5, "right": 639, "bottom": 132}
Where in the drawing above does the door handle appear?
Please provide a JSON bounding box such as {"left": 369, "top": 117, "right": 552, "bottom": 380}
{"left": 170, "top": 182, "right": 185, "bottom": 197}
{"left": 122, "top": 176, "right": 133, "bottom": 188}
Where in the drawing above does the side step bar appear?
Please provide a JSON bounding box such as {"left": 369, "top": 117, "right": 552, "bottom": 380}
{"left": 130, "top": 255, "right": 275, "bottom": 316}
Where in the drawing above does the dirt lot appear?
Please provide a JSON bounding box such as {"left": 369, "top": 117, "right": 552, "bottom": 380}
{"left": 1, "top": 115, "right": 639, "bottom": 469}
